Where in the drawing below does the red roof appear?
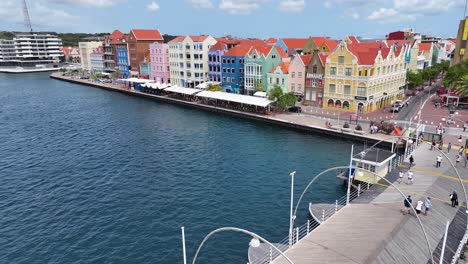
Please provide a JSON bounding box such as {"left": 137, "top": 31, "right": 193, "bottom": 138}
{"left": 270, "top": 61, "right": 290, "bottom": 74}
{"left": 311, "top": 37, "right": 327, "bottom": 46}
{"left": 300, "top": 54, "right": 313, "bottom": 66}
{"left": 323, "top": 39, "right": 339, "bottom": 51}
{"left": 189, "top": 35, "right": 209, "bottom": 42}
{"left": 224, "top": 45, "right": 252, "bottom": 57}
{"left": 419, "top": 42, "right": 432, "bottom": 53}
{"left": 347, "top": 36, "right": 360, "bottom": 44}
{"left": 281, "top": 38, "right": 308, "bottom": 50}
{"left": 210, "top": 41, "right": 226, "bottom": 51}
{"left": 275, "top": 46, "right": 288, "bottom": 58}
{"left": 169, "top": 36, "right": 185, "bottom": 43}
{"left": 131, "top": 29, "right": 163, "bottom": 41}
{"left": 62, "top": 46, "right": 79, "bottom": 56}
{"left": 238, "top": 39, "right": 266, "bottom": 46}
{"left": 90, "top": 46, "right": 104, "bottom": 55}
{"left": 318, "top": 52, "right": 331, "bottom": 65}
{"left": 346, "top": 41, "right": 405, "bottom": 65}
{"left": 265, "top": 38, "right": 277, "bottom": 45}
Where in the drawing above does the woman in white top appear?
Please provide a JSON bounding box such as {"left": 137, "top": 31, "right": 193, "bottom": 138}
{"left": 416, "top": 200, "right": 423, "bottom": 214}
{"left": 407, "top": 171, "right": 414, "bottom": 185}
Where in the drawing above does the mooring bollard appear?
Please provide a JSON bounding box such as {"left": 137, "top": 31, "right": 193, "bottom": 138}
{"left": 335, "top": 200, "right": 338, "bottom": 212}
{"left": 358, "top": 184, "right": 361, "bottom": 197}
{"left": 367, "top": 182, "right": 370, "bottom": 190}
{"left": 322, "top": 209, "right": 325, "bottom": 222}
{"left": 307, "top": 219, "right": 310, "bottom": 234}
{"left": 296, "top": 227, "right": 299, "bottom": 243}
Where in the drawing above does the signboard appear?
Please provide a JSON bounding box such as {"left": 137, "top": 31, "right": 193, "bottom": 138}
{"left": 369, "top": 96, "right": 374, "bottom": 100}
{"left": 354, "top": 96, "right": 367, "bottom": 100}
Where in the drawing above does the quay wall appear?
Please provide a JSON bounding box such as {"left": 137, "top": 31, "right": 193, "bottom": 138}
{"left": 49, "top": 73, "right": 392, "bottom": 147}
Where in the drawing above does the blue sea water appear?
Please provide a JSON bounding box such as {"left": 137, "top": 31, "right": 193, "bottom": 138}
{"left": 0, "top": 72, "right": 353, "bottom": 263}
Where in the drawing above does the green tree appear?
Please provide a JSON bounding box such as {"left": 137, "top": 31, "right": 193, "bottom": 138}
{"left": 406, "top": 71, "right": 423, "bottom": 89}
{"left": 454, "top": 74, "right": 468, "bottom": 97}
{"left": 206, "top": 83, "right": 223, "bottom": 92}
{"left": 268, "top": 84, "right": 283, "bottom": 101}
{"left": 277, "top": 92, "right": 297, "bottom": 110}
{"left": 254, "top": 80, "right": 264, "bottom": 92}
{"left": 111, "top": 71, "right": 120, "bottom": 79}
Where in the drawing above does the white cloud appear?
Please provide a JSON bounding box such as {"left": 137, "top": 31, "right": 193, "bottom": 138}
{"left": 190, "top": 0, "right": 214, "bottom": 8}
{"left": 367, "top": 7, "right": 416, "bottom": 23}
{"left": 146, "top": 1, "right": 160, "bottom": 12}
{"left": 47, "top": 0, "right": 124, "bottom": 7}
{"left": 219, "top": 0, "right": 267, "bottom": 14}
{"left": 351, "top": 12, "right": 359, "bottom": 19}
{"left": 279, "top": 0, "right": 305, "bottom": 12}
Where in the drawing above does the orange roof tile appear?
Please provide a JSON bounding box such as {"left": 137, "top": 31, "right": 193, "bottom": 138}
{"left": 419, "top": 42, "right": 432, "bottom": 53}
{"left": 189, "top": 35, "right": 209, "bottom": 42}
{"left": 347, "top": 36, "right": 360, "bottom": 44}
{"left": 281, "top": 38, "right": 308, "bottom": 49}
{"left": 224, "top": 45, "right": 252, "bottom": 57}
{"left": 131, "top": 29, "right": 163, "bottom": 40}
{"left": 265, "top": 37, "right": 278, "bottom": 45}
{"left": 238, "top": 39, "right": 266, "bottom": 46}
{"left": 300, "top": 54, "right": 313, "bottom": 66}
{"left": 90, "top": 46, "right": 104, "bottom": 55}
{"left": 210, "top": 41, "right": 226, "bottom": 51}
{"left": 107, "top": 30, "right": 124, "bottom": 40}
{"left": 323, "top": 39, "right": 339, "bottom": 51}
{"left": 311, "top": 37, "right": 327, "bottom": 47}
{"left": 318, "top": 52, "right": 331, "bottom": 65}
{"left": 275, "top": 46, "right": 288, "bottom": 58}
{"left": 270, "top": 61, "right": 290, "bottom": 74}
{"left": 169, "top": 36, "right": 185, "bottom": 43}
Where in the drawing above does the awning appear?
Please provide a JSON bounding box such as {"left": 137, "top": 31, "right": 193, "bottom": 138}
{"left": 196, "top": 91, "right": 273, "bottom": 107}
{"left": 196, "top": 81, "right": 221, "bottom": 89}
{"left": 119, "top": 78, "right": 152, "bottom": 84}
{"left": 253, "top": 91, "right": 267, "bottom": 98}
{"left": 164, "top": 86, "right": 202, "bottom": 95}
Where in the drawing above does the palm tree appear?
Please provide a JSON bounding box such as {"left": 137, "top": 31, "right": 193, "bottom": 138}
{"left": 454, "top": 74, "right": 468, "bottom": 97}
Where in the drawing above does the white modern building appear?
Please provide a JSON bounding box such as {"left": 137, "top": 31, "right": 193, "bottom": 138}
{"left": 0, "top": 33, "right": 63, "bottom": 68}
{"left": 79, "top": 41, "right": 103, "bottom": 72}
{"left": 168, "top": 35, "right": 217, "bottom": 88}
{"left": 90, "top": 46, "right": 104, "bottom": 73}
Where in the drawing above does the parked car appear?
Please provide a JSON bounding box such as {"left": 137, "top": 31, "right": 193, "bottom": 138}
{"left": 288, "top": 106, "right": 302, "bottom": 113}
{"left": 394, "top": 100, "right": 404, "bottom": 109}
{"left": 390, "top": 105, "right": 400, "bottom": 113}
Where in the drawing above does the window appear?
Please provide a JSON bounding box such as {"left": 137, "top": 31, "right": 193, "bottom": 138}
{"left": 272, "top": 55, "right": 276, "bottom": 59}
{"left": 344, "top": 85, "right": 351, "bottom": 95}
{"left": 282, "top": 78, "right": 285, "bottom": 85}
{"left": 377, "top": 67, "right": 380, "bottom": 75}
{"left": 345, "top": 68, "right": 352, "bottom": 76}
{"left": 276, "top": 78, "right": 279, "bottom": 84}
{"left": 291, "top": 72, "right": 295, "bottom": 78}
{"left": 357, "top": 87, "right": 366, "bottom": 96}
{"left": 270, "top": 77, "right": 273, "bottom": 84}
{"left": 298, "top": 72, "right": 302, "bottom": 78}
{"left": 223, "top": 58, "right": 226, "bottom": 63}
{"left": 330, "top": 67, "right": 336, "bottom": 75}
{"left": 291, "top": 83, "right": 295, "bottom": 91}
{"left": 231, "top": 68, "right": 234, "bottom": 73}
{"left": 312, "top": 65, "right": 317, "bottom": 74}
{"left": 329, "top": 84, "right": 336, "bottom": 93}
{"left": 338, "top": 56, "right": 345, "bottom": 64}
{"left": 298, "top": 84, "right": 302, "bottom": 91}
{"left": 370, "top": 165, "right": 376, "bottom": 173}
{"left": 364, "top": 163, "right": 369, "bottom": 170}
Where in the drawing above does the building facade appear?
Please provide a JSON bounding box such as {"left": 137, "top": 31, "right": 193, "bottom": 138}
{"left": 103, "top": 30, "right": 124, "bottom": 72}
{"left": 168, "top": 35, "right": 218, "bottom": 88}
{"left": 139, "top": 52, "right": 151, "bottom": 79}
{"left": 267, "top": 61, "right": 290, "bottom": 93}
{"left": 323, "top": 41, "right": 407, "bottom": 113}
{"left": 453, "top": 17, "right": 468, "bottom": 64}
{"left": 116, "top": 37, "right": 130, "bottom": 78}
{"left": 221, "top": 45, "right": 250, "bottom": 94}
{"left": 208, "top": 42, "right": 227, "bottom": 83}
{"left": 79, "top": 41, "right": 102, "bottom": 72}
{"left": 149, "top": 42, "right": 170, "bottom": 83}
{"left": 62, "top": 46, "right": 80, "bottom": 63}
{"left": 127, "top": 29, "right": 164, "bottom": 76}
{"left": 244, "top": 46, "right": 287, "bottom": 95}
{"left": 90, "top": 46, "right": 104, "bottom": 73}
{"left": 275, "top": 38, "right": 308, "bottom": 56}
{"left": 288, "top": 54, "right": 312, "bottom": 96}
{"left": 0, "top": 33, "right": 63, "bottom": 68}
{"left": 304, "top": 52, "right": 328, "bottom": 106}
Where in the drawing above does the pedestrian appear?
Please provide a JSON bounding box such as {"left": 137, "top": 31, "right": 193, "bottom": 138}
{"left": 450, "top": 191, "right": 458, "bottom": 207}
{"left": 456, "top": 154, "right": 461, "bottom": 167}
{"left": 438, "top": 140, "right": 443, "bottom": 150}
{"left": 431, "top": 140, "right": 436, "bottom": 150}
{"left": 436, "top": 155, "right": 442, "bottom": 168}
{"left": 407, "top": 170, "right": 414, "bottom": 185}
{"left": 447, "top": 142, "right": 452, "bottom": 153}
{"left": 464, "top": 122, "right": 467, "bottom": 132}
{"left": 409, "top": 155, "right": 414, "bottom": 168}
{"left": 465, "top": 155, "right": 468, "bottom": 168}
{"left": 416, "top": 200, "right": 423, "bottom": 214}
{"left": 403, "top": 195, "right": 412, "bottom": 215}
{"left": 459, "top": 146, "right": 465, "bottom": 155}
{"left": 398, "top": 171, "right": 404, "bottom": 184}
{"left": 424, "top": 197, "right": 432, "bottom": 216}
{"left": 459, "top": 135, "right": 463, "bottom": 144}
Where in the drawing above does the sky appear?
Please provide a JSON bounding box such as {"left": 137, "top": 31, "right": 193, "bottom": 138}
{"left": 1, "top": 0, "right": 467, "bottom": 39}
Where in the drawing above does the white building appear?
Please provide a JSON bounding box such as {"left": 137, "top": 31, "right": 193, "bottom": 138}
{"left": 90, "top": 46, "right": 104, "bottom": 73}
{"left": 0, "top": 33, "right": 63, "bottom": 68}
{"left": 79, "top": 41, "right": 103, "bottom": 72}
{"left": 168, "top": 35, "right": 217, "bottom": 88}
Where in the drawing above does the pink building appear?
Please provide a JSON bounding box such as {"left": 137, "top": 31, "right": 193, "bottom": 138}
{"left": 288, "top": 54, "right": 312, "bottom": 96}
{"left": 149, "top": 42, "right": 170, "bottom": 83}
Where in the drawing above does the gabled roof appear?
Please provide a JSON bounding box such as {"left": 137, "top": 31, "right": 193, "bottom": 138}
{"left": 238, "top": 39, "right": 266, "bottom": 46}
{"left": 224, "top": 45, "right": 252, "bottom": 57}
{"left": 62, "top": 46, "right": 79, "bottom": 56}
{"left": 90, "top": 46, "right": 104, "bottom": 55}
{"left": 210, "top": 41, "right": 226, "bottom": 51}
{"left": 169, "top": 36, "right": 185, "bottom": 43}
{"left": 300, "top": 54, "right": 313, "bottom": 65}
{"left": 281, "top": 38, "right": 308, "bottom": 50}
{"left": 275, "top": 46, "right": 288, "bottom": 58}
{"left": 168, "top": 35, "right": 211, "bottom": 43}
{"left": 130, "top": 29, "right": 163, "bottom": 41}
{"left": 247, "top": 45, "right": 287, "bottom": 59}
{"left": 323, "top": 39, "right": 339, "bottom": 51}
{"left": 346, "top": 40, "right": 405, "bottom": 65}
{"left": 318, "top": 52, "right": 331, "bottom": 65}
{"left": 347, "top": 36, "right": 360, "bottom": 44}
{"left": 270, "top": 61, "right": 290, "bottom": 74}
{"left": 419, "top": 42, "right": 432, "bottom": 53}
{"left": 107, "top": 30, "right": 124, "bottom": 40}
{"left": 265, "top": 38, "right": 278, "bottom": 45}
{"left": 311, "top": 37, "right": 327, "bottom": 46}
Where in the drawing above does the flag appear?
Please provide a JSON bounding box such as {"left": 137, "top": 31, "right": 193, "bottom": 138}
{"left": 393, "top": 127, "right": 402, "bottom": 136}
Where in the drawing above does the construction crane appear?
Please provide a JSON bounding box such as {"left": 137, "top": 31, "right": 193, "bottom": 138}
{"left": 22, "top": 0, "right": 33, "bottom": 32}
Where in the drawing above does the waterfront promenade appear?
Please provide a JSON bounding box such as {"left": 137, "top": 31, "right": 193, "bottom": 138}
{"left": 49, "top": 73, "right": 394, "bottom": 145}
{"left": 272, "top": 143, "right": 468, "bottom": 264}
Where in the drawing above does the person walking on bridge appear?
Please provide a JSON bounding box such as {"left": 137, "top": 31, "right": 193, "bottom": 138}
{"left": 450, "top": 191, "right": 458, "bottom": 207}
{"left": 409, "top": 155, "right": 414, "bottom": 168}
{"left": 424, "top": 197, "right": 432, "bottom": 216}
{"left": 447, "top": 142, "right": 452, "bottom": 153}
{"left": 436, "top": 155, "right": 442, "bottom": 168}
{"left": 403, "top": 195, "right": 413, "bottom": 215}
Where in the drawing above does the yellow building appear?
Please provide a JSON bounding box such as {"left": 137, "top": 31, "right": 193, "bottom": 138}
{"left": 323, "top": 40, "right": 407, "bottom": 113}
{"left": 454, "top": 16, "right": 468, "bottom": 64}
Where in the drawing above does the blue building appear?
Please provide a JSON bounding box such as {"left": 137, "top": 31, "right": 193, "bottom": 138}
{"left": 116, "top": 47, "right": 130, "bottom": 78}
{"left": 221, "top": 45, "right": 251, "bottom": 94}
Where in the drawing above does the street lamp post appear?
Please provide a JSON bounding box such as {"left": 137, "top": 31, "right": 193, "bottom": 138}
{"left": 191, "top": 227, "right": 295, "bottom": 264}
{"left": 289, "top": 171, "right": 296, "bottom": 248}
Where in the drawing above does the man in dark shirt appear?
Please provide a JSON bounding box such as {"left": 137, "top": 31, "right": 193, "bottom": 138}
{"left": 404, "top": 195, "right": 412, "bottom": 215}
